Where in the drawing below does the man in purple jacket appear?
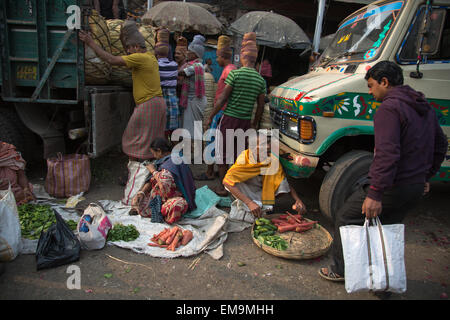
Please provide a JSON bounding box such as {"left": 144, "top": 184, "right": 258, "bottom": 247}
{"left": 319, "top": 61, "right": 448, "bottom": 283}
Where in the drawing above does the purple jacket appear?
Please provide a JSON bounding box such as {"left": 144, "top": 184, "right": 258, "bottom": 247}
{"left": 367, "top": 85, "right": 448, "bottom": 201}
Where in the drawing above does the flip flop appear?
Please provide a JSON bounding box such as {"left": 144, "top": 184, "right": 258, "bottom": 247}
{"left": 318, "top": 266, "right": 345, "bottom": 282}
{"left": 194, "top": 173, "right": 215, "bottom": 181}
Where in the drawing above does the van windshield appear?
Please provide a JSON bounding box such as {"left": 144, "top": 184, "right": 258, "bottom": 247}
{"left": 318, "top": 1, "right": 404, "bottom": 66}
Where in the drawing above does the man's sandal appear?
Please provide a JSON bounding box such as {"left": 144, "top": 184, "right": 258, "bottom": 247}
{"left": 318, "top": 266, "right": 345, "bottom": 282}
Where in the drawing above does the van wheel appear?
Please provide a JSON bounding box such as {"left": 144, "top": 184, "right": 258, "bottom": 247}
{"left": 319, "top": 150, "right": 373, "bottom": 220}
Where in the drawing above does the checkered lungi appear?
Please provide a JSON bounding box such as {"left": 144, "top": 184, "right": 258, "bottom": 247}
{"left": 122, "top": 96, "right": 167, "bottom": 160}
{"left": 162, "top": 87, "right": 179, "bottom": 131}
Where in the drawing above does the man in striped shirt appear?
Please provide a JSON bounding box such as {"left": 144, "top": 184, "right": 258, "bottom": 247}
{"left": 205, "top": 32, "right": 266, "bottom": 196}
{"left": 155, "top": 29, "right": 180, "bottom": 138}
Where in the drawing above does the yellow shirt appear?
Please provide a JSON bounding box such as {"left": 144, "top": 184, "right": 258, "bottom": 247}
{"left": 121, "top": 51, "right": 162, "bottom": 104}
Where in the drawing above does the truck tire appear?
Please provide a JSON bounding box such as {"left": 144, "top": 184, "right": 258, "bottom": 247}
{"left": 0, "top": 108, "right": 40, "bottom": 163}
{"left": 319, "top": 150, "right": 373, "bottom": 220}
{"left": 0, "top": 112, "right": 27, "bottom": 157}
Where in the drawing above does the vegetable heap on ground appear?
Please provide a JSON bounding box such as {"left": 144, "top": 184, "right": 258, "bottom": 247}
{"left": 18, "top": 203, "right": 56, "bottom": 240}
{"left": 107, "top": 223, "right": 140, "bottom": 242}
{"left": 253, "top": 217, "right": 288, "bottom": 251}
{"left": 271, "top": 212, "right": 318, "bottom": 233}
{"left": 18, "top": 203, "right": 78, "bottom": 239}
{"left": 148, "top": 226, "right": 193, "bottom": 251}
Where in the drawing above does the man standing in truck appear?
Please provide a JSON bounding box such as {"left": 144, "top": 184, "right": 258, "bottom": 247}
{"left": 318, "top": 61, "right": 448, "bottom": 283}
{"left": 79, "top": 21, "right": 166, "bottom": 181}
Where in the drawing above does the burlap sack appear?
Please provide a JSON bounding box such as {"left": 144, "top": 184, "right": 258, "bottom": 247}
{"left": 106, "top": 19, "right": 132, "bottom": 86}
{"left": 85, "top": 10, "right": 112, "bottom": 84}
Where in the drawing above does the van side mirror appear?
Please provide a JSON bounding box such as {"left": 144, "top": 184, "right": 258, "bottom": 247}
{"left": 418, "top": 8, "right": 446, "bottom": 55}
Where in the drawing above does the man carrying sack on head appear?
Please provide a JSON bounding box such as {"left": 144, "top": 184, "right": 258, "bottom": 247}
{"left": 178, "top": 35, "right": 207, "bottom": 153}
{"left": 79, "top": 20, "right": 167, "bottom": 178}
{"left": 205, "top": 32, "right": 267, "bottom": 196}
{"left": 155, "top": 28, "right": 180, "bottom": 139}
{"left": 196, "top": 35, "right": 236, "bottom": 181}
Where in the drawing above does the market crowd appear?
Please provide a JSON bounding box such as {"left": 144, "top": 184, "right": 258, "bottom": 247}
{"left": 1, "top": 13, "right": 447, "bottom": 286}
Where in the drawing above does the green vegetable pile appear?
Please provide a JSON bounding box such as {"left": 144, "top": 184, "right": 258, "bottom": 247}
{"left": 18, "top": 204, "right": 79, "bottom": 239}
{"left": 66, "top": 220, "right": 78, "bottom": 231}
{"left": 107, "top": 223, "right": 140, "bottom": 242}
{"left": 253, "top": 217, "right": 288, "bottom": 251}
{"left": 18, "top": 203, "right": 56, "bottom": 240}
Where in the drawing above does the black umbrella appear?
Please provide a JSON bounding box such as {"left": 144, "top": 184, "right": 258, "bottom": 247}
{"left": 229, "top": 11, "right": 311, "bottom": 50}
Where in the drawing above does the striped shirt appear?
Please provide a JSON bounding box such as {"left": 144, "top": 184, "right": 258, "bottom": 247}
{"left": 158, "top": 58, "right": 178, "bottom": 89}
{"left": 223, "top": 67, "right": 266, "bottom": 120}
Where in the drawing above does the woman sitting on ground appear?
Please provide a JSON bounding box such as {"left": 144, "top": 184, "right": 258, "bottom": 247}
{"left": 130, "top": 138, "right": 197, "bottom": 224}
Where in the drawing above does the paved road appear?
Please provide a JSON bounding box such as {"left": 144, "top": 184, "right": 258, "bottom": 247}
{"left": 1, "top": 150, "right": 449, "bottom": 303}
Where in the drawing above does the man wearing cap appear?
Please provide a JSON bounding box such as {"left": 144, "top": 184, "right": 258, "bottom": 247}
{"left": 196, "top": 35, "right": 237, "bottom": 181}
{"left": 155, "top": 28, "right": 180, "bottom": 139}
{"left": 205, "top": 32, "right": 267, "bottom": 196}
{"left": 178, "top": 35, "right": 207, "bottom": 155}
{"left": 79, "top": 21, "right": 166, "bottom": 172}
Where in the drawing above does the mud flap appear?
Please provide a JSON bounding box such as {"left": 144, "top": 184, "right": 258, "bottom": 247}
{"left": 87, "top": 87, "right": 134, "bottom": 158}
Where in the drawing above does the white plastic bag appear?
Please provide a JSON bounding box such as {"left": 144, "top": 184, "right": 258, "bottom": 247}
{"left": 121, "top": 160, "right": 150, "bottom": 206}
{"left": 0, "top": 186, "right": 22, "bottom": 261}
{"left": 340, "top": 217, "right": 407, "bottom": 293}
{"left": 77, "top": 203, "right": 112, "bottom": 250}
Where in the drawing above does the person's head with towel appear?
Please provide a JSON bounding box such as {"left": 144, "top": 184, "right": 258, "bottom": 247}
{"left": 240, "top": 32, "right": 258, "bottom": 68}
{"left": 216, "top": 35, "right": 233, "bottom": 67}
{"left": 174, "top": 36, "right": 188, "bottom": 66}
{"left": 187, "top": 34, "right": 205, "bottom": 62}
{"left": 154, "top": 28, "right": 170, "bottom": 59}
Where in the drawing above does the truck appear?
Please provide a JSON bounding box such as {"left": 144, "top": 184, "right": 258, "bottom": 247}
{"left": 269, "top": 0, "right": 450, "bottom": 219}
{"left": 0, "top": 0, "right": 135, "bottom": 162}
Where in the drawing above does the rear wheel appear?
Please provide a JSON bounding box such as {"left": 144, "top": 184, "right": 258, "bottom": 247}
{"left": 319, "top": 150, "right": 373, "bottom": 220}
{"left": 0, "top": 108, "right": 41, "bottom": 163}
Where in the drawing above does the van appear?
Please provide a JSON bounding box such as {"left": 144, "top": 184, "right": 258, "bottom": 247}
{"left": 269, "top": 0, "right": 450, "bottom": 219}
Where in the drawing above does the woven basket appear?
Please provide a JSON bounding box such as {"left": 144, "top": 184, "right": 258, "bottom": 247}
{"left": 251, "top": 213, "right": 333, "bottom": 260}
{"left": 85, "top": 10, "right": 112, "bottom": 84}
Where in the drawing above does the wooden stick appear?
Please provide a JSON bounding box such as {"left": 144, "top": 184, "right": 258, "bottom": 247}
{"left": 105, "top": 254, "right": 154, "bottom": 272}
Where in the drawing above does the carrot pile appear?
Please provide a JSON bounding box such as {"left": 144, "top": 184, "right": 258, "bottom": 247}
{"left": 271, "top": 212, "right": 318, "bottom": 233}
{"left": 148, "top": 226, "right": 193, "bottom": 251}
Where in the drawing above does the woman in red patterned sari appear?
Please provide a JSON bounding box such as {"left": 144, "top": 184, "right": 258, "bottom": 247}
{"left": 130, "top": 138, "right": 196, "bottom": 224}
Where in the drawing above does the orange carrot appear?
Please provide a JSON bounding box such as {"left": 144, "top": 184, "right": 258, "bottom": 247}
{"left": 160, "top": 227, "right": 177, "bottom": 243}
{"left": 152, "top": 228, "right": 170, "bottom": 242}
{"left": 165, "top": 227, "right": 180, "bottom": 246}
{"left": 167, "top": 231, "right": 183, "bottom": 251}
{"left": 286, "top": 212, "right": 303, "bottom": 224}
{"left": 181, "top": 229, "right": 193, "bottom": 246}
{"left": 278, "top": 223, "right": 303, "bottom": 233}
{"left": 148, "top": 243, "right": 168, "bottom": 248}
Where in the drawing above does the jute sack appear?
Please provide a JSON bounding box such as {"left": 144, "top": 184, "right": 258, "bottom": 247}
{"left": 138, "top": 24, "right": 156, "bottom": 54}
{"left": 106, "top": 19, "right": 132, "bottom": 86}
{"left": 85, "top": 10, "right": 112, "bottom": 84}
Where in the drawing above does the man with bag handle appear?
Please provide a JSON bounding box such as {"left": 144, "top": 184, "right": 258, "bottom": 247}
{"left": 318, "top": 61, "right": 448, "bottom": 283}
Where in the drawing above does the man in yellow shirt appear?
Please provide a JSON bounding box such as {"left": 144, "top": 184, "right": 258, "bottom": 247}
{"left": 79, "top": 23, "right": 166, "bottom": 165}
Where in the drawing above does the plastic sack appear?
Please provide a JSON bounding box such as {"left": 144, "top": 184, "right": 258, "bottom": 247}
{"left": 77, "top": 203, "right": 112, "bottom": 250}
{"left": 122, "top": 160, "right": 151, "bottom": 206}
{"left": 35, "top": 211, "right": 81, "bottom": 270}
{"left": 340, "top": 217, "right": 407, "bottom": 293}
{"left": 0, "top": 186, "right": 21, "bottom": 262}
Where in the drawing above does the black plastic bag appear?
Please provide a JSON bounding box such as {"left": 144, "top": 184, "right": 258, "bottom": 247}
{"left": 35, "top": 211, "right": 81, "bottom": 270}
